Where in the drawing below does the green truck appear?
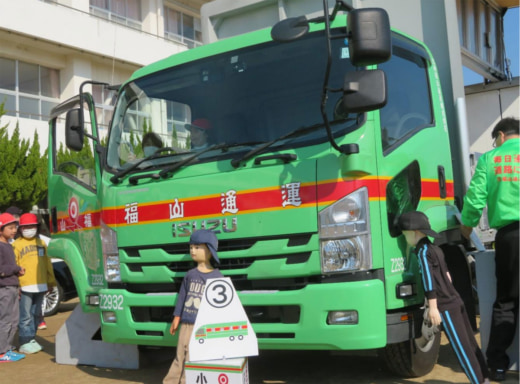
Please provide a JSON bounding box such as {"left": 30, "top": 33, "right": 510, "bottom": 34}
{"left": 47, "top": 2, "right": 472, "bottom": 377}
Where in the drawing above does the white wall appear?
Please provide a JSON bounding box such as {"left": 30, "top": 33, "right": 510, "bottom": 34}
{"left": 1, "top": 117, "right": 49, "bottom": 155}
{"left": 465, "top": 77, "right": 520, "bottom": 154}
{"left": 0, "top": 0, "right": 191, "bottom": 152}
{"left": 0, "top": 0, "right": 184, "bottom": 68}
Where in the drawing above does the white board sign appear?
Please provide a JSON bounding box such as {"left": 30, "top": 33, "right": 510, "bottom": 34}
{"left": 189, "top": 277, "right": 258, "bottom": 362}
{"left": 185, "top": 357, "right": 249, "bottom": 384}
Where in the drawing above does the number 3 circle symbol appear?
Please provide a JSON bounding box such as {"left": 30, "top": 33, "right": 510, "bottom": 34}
{"left": 205, "top": 279, "right": 234, "bottom": 308}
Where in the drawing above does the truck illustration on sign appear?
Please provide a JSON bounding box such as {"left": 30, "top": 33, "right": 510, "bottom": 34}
{"left": 195, "top": 321, "right": 248, "bottom": 343}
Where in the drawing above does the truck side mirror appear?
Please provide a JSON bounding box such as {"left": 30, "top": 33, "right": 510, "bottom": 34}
{"left": 65, "top": 108, "right": 84, "bottom": 152}
{"left": 271, "top": 16, "right": 309, "bottom": 42}
{"left": 342, "top": 70, "right": 387, "bottom": 113}
{"left": 347, "top": 8, "right": 391, "bottom": 67}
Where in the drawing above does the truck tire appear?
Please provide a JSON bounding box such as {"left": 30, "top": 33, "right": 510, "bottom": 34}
{"left": 380, "top": 329, "right": 441, "bottom": 377}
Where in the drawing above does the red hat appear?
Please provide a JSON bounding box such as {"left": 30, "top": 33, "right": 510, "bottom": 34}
{"left": 0, "top": 213, "right": 18, "bottom": 228}
{"left": 185, "top": 118, "right": 212, "bottom": 131}
{"left": 19, "top": 213, "right": 39, "bottom": 226}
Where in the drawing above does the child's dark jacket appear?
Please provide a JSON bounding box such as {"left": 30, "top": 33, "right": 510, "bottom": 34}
{"left": 0, "top": 242, "right": 21, "bottom": 287}
{"left": 414, "top": 237, "right": 461, "bottom": 308}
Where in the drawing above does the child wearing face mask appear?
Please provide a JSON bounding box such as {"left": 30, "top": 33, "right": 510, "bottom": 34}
{"left": 142, "top": 132, "right": 164, "bottom": 157}
{"left": 12, "top": 213, "right": 56, "bottom": 354}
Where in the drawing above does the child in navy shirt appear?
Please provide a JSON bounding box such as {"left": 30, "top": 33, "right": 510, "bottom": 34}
{"left": 163, "top": 229, "right": 223, "bottom": 384}
{"left": 0, "top": 213, "right": 26, "bottom": 362}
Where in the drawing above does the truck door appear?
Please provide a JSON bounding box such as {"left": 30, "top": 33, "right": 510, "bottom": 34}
{"left": 375, "top": 38, "right": 452, "bottom": 310}
{"left": 47, "top": 93, "right": 105, "bottom": 307}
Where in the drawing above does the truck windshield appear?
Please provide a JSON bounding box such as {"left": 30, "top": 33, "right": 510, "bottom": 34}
{"left": 107, "top": 31, "right": 360, "bottom": 170}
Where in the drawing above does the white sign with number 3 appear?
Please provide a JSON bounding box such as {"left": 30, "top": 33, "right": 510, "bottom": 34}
{"left": 188, "top": 277, "right": 258, "bottom": 362}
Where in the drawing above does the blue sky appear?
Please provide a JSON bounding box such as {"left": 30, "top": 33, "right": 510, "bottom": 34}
{"left": 463, "top": 7, "right": 519, "bottom": 85}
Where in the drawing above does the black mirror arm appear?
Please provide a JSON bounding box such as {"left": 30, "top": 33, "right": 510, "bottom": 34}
{"left": 77, "top": 80, "right": 110, "bottom": 143}
{"left": 320, "top": 0, "right": 345, "bottom": 155}
{"left": 82, "top": 131, "right": 98, "bottom": 143}
{"left": 308, "top": 0, "right": 353, "bottom": 25}
{"left": 319, "top": 0, "right": 359, "bottom": 156}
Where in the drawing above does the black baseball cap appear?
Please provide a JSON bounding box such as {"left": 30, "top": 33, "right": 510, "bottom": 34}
{"left": 5, "top": 206, "right": 22, "bottom": 216}
{"left": 398, "top": 211, "right": 440, "bottom": 238}
{"left": 189, "top": 229, "right": 219, "bottom": 263}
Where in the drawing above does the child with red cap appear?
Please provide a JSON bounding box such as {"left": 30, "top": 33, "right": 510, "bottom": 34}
{"left": 13, "top": 213, "right": 56, "bottom": 354}
{"left": 0, "top": 213, "right": 25, "bottom": 362}
{"left": 185, "top": 118, "right": 212, "bottom": 150}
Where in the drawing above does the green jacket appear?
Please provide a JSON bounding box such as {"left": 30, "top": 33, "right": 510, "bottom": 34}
{"left": 461, "top": 138, "right": 519, "bottom": 229}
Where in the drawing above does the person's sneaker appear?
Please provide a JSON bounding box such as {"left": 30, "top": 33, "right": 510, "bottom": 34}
{"left": 18, "top": 340, "right": 42, "bottom": 354}
{"left": 0, "top": 350, "right": 26, "bottom": 362}
{"left": 490, "top": 369, "right": 506, "bottom": 381}
{"left": 7, "top": 350, "right": 25, "bottom": 359}
{"left": 37, "top": 321, "right": 47, "bottom": 330}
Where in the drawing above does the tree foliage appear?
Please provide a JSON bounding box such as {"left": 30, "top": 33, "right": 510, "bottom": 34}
{"left": 0, "top": 103, "right": 48, "bottom": 212}
{"left": 56, "top": 139, "right": 95, "bottom": 174}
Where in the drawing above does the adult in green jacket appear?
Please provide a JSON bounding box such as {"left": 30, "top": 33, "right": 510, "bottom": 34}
{"left": 461, "top": 117, "right": 519, "bottom": 382}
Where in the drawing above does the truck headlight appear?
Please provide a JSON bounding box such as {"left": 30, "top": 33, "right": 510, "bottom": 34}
{"left": 319, "top": 187, "right": 372, "bottom": 273}
{"left": 101, "top": 220, "right": 121, "bottom": 282}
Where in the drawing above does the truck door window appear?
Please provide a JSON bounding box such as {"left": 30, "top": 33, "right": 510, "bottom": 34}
{"left": 379, "top": 45, "right": 433, "bottom": 153}
{"left": 386, "top": 161, "right": 421, "bottom": 237}
{"left": 53, "top": 103, "right": 97, "bottom": 190}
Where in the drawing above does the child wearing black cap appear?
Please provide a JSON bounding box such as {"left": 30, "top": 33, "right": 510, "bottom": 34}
{"left": 398, "top": 211, "right": 490, "bottom": 384}
{"left": 163, "top": 229, "right": 223, "bottom": 384}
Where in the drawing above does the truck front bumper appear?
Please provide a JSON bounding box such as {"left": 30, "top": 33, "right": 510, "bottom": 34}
{"left": 98, "top": 278, "right": 399, "bottom": 350}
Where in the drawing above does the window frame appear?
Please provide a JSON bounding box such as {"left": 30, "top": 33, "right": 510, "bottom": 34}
{"left": 89, "top": 0, "right": 142, "bottom": 30}
{"left": 0, "top": 57, "right": 60, "bottom": 121}
{"left": 163, "top": 5, "right": 202, "bottom": 49}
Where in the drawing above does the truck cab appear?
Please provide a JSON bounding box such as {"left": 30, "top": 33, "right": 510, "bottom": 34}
{"left": 47, "top": 4, "right": 469, "bottom": 377}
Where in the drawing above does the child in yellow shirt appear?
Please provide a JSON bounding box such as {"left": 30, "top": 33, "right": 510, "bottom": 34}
{"left": 13, "top": 213, "right": 56, "bottom": 354}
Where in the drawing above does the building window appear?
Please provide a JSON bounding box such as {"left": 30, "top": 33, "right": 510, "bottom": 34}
{"left": 90, "top": 0, "right": 142, "bottom": 30}
{"left": 0, "top": 57, "right": 60, "bottom": 121}
{"left": 164, "top": 7, "right": 202, "bottom": 49}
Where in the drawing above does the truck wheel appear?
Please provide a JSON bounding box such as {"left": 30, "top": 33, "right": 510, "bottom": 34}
{"left": 380, "top": 329, "right": 441, "bottom": 377}
{"left": 43, "top": 282, "right": 63, "bottom": 317}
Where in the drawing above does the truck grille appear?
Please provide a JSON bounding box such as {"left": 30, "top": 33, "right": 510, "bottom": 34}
{"left": 130, "top": 304, "right": 300, "bottom": 325}
{"left": 120, "top": 233, "right": 317, "bottom": 293}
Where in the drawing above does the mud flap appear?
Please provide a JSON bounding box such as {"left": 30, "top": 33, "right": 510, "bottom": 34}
{"left": 56, "top": 305, "right": 139, "bottom": 369}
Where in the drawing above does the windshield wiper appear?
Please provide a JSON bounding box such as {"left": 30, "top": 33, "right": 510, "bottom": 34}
{"left": 230, "top": 124, "right": 323, "bottom": 168}
{"left": 158, "top": 143, "right": 227, "bottom": 179}
{"left": 110, "top": 147, "right": 178, "bottom": 184}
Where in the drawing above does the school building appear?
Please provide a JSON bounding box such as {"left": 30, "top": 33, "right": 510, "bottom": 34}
{"left": 0, "top": 0, "right": 210, "bottom": 151}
